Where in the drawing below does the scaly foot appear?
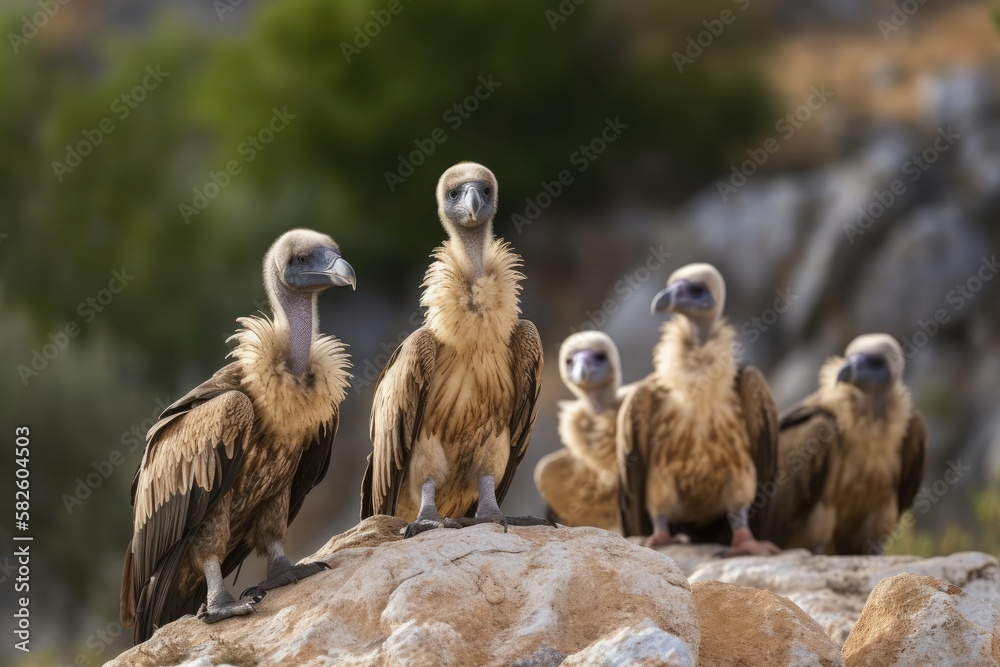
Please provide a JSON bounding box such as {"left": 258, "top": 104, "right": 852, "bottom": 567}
{"left": 240, "top": 561, "right": 330, "bottom": 599}
{"left": 197, "top": 589, "right": 263, "bottom": 624}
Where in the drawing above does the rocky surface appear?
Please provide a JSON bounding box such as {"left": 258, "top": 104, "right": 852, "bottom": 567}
{"left": 677, "top": 546, "right": 1000, "bottom": 646}
{"left": 693, "top": 580, "right": 844, "bottom": 667}
{"left": 105, "top": 521, "right": 1000, "bottom": 666}
{"left": 107, "top": 518, "right": 700, "bottom": 667}
{"left": 841, "top": 573, "right": 1000, "bottom": 666}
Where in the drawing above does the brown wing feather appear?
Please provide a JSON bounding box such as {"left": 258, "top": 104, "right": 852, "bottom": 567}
{"left": 121, "top": 385, "right": 252, "bottom": 643}
{"left": 361, "top": 327, "right": 439, "bottom": 519}
{"left": 617, "top": 379, "right": 655, "bottom": 537}
{"left": 898, "top": 411, "right": 927, "bottom": 513}
{"left": 735, "top": 365, "right": 779, "bottom": 537}
{"left": 766, "top": 397, "right": 839, "bottom": 549}
{"left": 494, "top": 320, "right": 543, "bottom": 507}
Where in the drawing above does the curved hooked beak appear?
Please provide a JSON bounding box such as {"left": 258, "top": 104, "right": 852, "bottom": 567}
{"left": 836, "top": 353, "right": 890, "bottom": 387}
{"left": 463, "top": 184, "right": 484, "bottom": 219}
{"left": 307, "top": 250, "right": 357, "bottom": 290}
{"left": 568, "top": 352, "right": 591, "bottom": 385}
{"left": 650, "top": 280, "right": 714, "bottom": 316}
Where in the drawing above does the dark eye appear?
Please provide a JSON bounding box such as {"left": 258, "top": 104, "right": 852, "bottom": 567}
{"left": 296, "top": 254, "right": 310, "bottom": 265}
{"left": 483, "top": 187, "right": 492, "bottom": 197}
{"left": 594, "top": 353, "right": 607, "bottom": 362}
{"left": 449, "top": 190, "right": 459, "bottom": 200}
{"left": 690, "top": 285, "right": 705, "bottom": 296}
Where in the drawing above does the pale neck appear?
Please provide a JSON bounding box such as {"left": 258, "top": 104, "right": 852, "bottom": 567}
{"left": 273, "top": 285, "right": 315, "bottom": 377}
{"left": 581, "top": 384, "right": 618, "bottom": 415}
{"left": 450, "top": 223, "right": 491, "bottom": 278}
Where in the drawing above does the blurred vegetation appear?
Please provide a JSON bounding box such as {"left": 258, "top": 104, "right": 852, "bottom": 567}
{"left": 0, "top": 0, "right": 775, "bottom": 656}
{"left": 887, "top": 472, "right": 1000, "bottom": 558}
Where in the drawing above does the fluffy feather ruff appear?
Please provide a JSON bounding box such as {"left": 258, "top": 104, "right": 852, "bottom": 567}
{"left": 227, "top": 315, "right": 351, "bottom": 446}
{"left": 421, "top": 238, "right": 523, "bottom": 348}
{"left": 653, "top": 317, "right": 738, "bottom": 406}
{"left": 558, "top": 399, "right": 619, "bottom": 476}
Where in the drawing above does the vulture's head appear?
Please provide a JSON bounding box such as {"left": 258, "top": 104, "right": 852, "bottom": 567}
{"left": 437, "top": 162, "right": 498, "bottom": 231}
{"left": 651, "top": 263, "right": 726, "bottom": 327}
{"left": 559, "top": 331, "right": 621, "bottom": 395}
{"left": 265, "top": 228, "right": 357, "bottom": 294}
{"left": 836, "top": 333, "right": 904, "bottom": 391}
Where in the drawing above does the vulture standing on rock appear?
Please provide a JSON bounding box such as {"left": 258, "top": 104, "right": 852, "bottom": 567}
{"left": 120, "top": 229, "right": 356, "bottom": 643}
{"left": 766, "top": 334, "right": 926, "bottom": 555}
{"left": 361, "top": 162, "right": 547, "bottom": 537}
{"left": 535, "top": 331, "right": 631, "bottom": 530}
{"left": 618, "top": 263, "right": 780, "bottom": 556}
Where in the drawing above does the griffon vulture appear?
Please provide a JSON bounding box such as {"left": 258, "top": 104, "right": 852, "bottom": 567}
{"left": 120, "top": 229, "right": 356, "bottom": 643}
{"left": 618, "top": 263, "right": 780, "bottom": 555}
{"left": 535, "top": 331, "right": 631, "bottom": 530}
{"left": 360, "top": 162, "right": 546, "bottom": 536}
{"left": 766, "top": 334, "right": 926, "bottom": 554}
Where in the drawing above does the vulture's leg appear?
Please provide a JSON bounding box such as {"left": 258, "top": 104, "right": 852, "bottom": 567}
{"left": 197, "top": 559, "right": 262, "bottom": 623}
{"left": 644, "top": 516, "right": 691, "bottom": 548}
{"left": 403, "top": 480, "right": 461, "bottom": 538}
{"left": 456, "top": 475, "right": 555, "bottom": 531}
{"left": 240, "top": 491, "right": 330, "bottom": 599}
{"left": 718, "top": 507, "right": 780, "bottom": 557}
{"left": 193, "top": 496, "right": 261, "bottom": 623}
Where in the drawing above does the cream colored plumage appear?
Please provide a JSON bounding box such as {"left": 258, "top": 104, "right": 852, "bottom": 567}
{"left": 618, "top": 263, "right": 779, "bottom": 555}
{"left": 535, "top": 331, "right": 632, "bottom": 530}
{"left": 121, "top": 229, "right": 355, "bottom": 643}
{"left": 361, "top": 163, "right": 545, "bottom": 535}
{"left": 766, "top": 334, "right": 926, "bottom": 554}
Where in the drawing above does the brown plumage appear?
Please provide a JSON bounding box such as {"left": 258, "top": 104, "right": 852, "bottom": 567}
{"left": 535, "top": 331, "right": 632, "bottom": 530}
{"left": 360, "top": 162, "right": 546, "bottom": 535}
{"left": 120, "top": 229, "right": 355, "bottom": 643}
{"left": 766, "top": 334, "right": 926, "bottom": 554}
{"left": 618, "top": 263, "right": 780, "bottom": 555}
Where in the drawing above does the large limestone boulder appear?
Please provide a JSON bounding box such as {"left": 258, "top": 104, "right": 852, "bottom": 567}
{"left": 842, "top": 573, "right": 1000, "bottom": 667}
{"left": 692, "top": 580, "right": 844, "bottom": 667}
{"left": 106, "top": 517, "right": 700, "bottom": 667}
{"left": 686, "top": 548, "right": 1000, "bottom": 646}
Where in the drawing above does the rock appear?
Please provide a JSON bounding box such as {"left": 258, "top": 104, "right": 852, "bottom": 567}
{"left": 687, "top": 548, "right": 1000, "bottom": 646}
{"left": 107, "top": 517, "right": 700, "bottom": 667}
{"left": 842, "top": 573, "right": 1000, "bottom": 667}
{"left": 562, "top": 619, "right": 696, "bottom": 667}
{"left": 692, "top": 580, "right": 843, "bottom": 667}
